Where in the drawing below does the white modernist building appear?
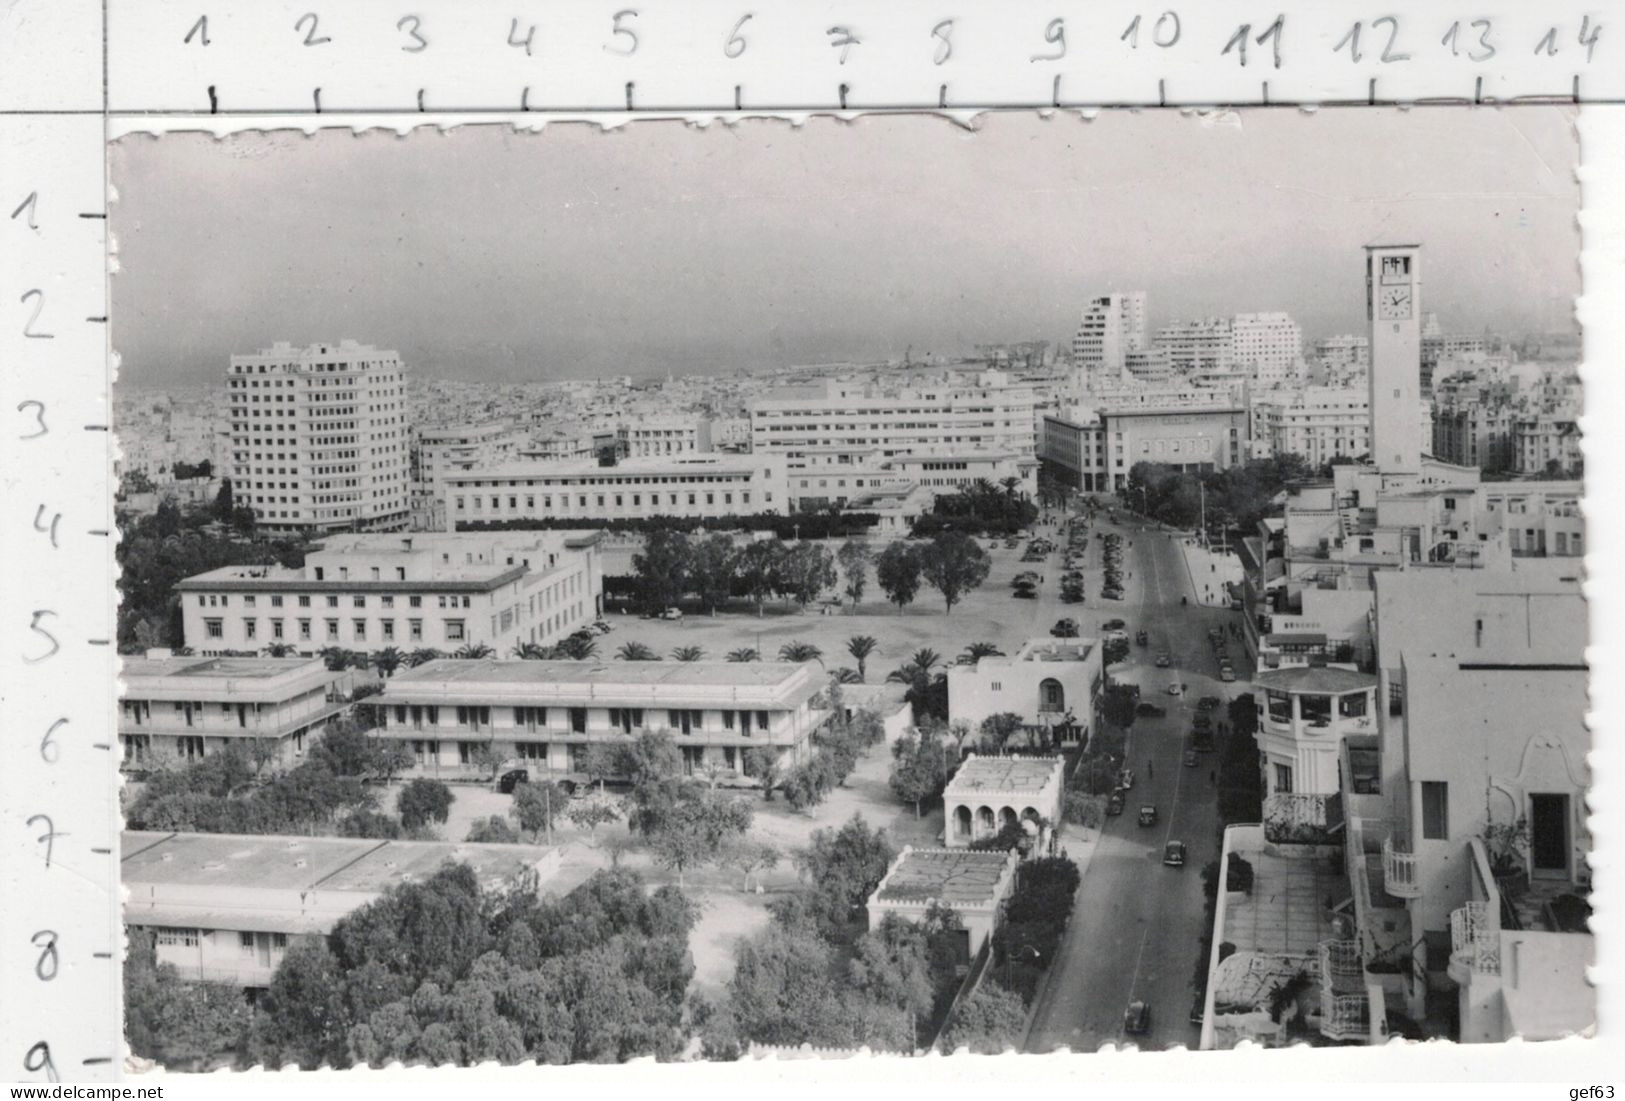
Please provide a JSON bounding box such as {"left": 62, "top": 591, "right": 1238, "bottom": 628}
{"left": 373, "top": 657, "right": 828, "bottom": 779}
{"left": 177, "top": 531, "right": 603, "bottom": 657}
{"left": 1154, "top": 317, "right": 1235, "bottom": 375}
{"left": 1072, "top": 292, "right": 1147, "bottom": 382}
{"left": 866, "top": 846, "right": 1020, "bottom": 959}
{"left": 948, "top": 637, "right": 1102, "bottom": 745}
{"left": 1231, "top": 312, "right": 1304, "bottom": 386}
{"left": 1040, "top": 388, "right": 1250, "bottom": 492}
{"left": 226, "top": 341, "right": 410, "bottom": 535}
{"left": 1249, "top": 386, "right": 1387, "bottom": 465}
{"left": 123, "top": 830, "right": 558, "bottom": 987}
{"left": 749, "top": 371, "right": 1040, "bottom": 459}
{"left": 118, "top": 655, "right": 345, "bottom": 772}
{"left": 445, "top": 454, "right": 790, "bottom": 527}
{"left": 941, "top": 754, "right": 1067, "bottom": 847}
{"left": 410, "top": 419, "right": 530, "bottom": 530}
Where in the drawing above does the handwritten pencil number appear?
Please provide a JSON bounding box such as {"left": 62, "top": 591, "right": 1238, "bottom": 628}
{"left": 24, "top": 1041, "right": 58, "bottom": 1083}
{"left": 18, "top": 400, "right": 49, "bottom": 439}
{"left": 1335, "top": 17, "right": 1409, "bottom": 63}
{"left": 606, "top": 10, "right": 639, "bottom": 55}
{"left": 21, "top": 289, "right": 54, "bottom": 340}
{"left": 41, "top": 718, "right": 66, "bottom": 764}
{"left": 1442, "top": 19, "right": 1496, "bottom": 62}
{"left": 1223, "top": 15, "right": 1283, "bottom": 68}
{"left": 1032, "top": 18, "right": 1065, "bottom": 61}
{"left": 33, "top": 931, "right": 59, "bottom": 981}
{"left": 398, "top": 15, "right": 427, "bottom": 52}
{"left": 931, "top": 19, "right": 954, "bottom": 65}
{"left": 827, "top": 25, "right": 859, "bottom": 64}
{"left": 1122, "top": 12, "right": 1180, "bottom": 49}
{"left": 295, "top": 13, "right": 330, "bottom": 46}
{"left": 507, "top": 18, "right": 536, "bottom": 56}
{"left": 724, "top": 14, "right": 752, "bottom": 58}
{"left": 26, "top": 609, "right": 59, "bottom": 664}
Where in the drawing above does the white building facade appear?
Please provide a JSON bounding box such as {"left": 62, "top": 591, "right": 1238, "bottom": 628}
{"left": 226, "top": 341, "right": 411, "bottom": 535}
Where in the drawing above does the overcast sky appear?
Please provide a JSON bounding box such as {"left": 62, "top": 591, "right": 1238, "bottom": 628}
{"left": 110, "top": 107, "right": 1579, "bottom": 388}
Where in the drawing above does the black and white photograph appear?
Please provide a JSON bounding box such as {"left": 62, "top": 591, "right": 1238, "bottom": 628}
{"left": 107, "top": 108, "right": 1592, "bottom": 1070}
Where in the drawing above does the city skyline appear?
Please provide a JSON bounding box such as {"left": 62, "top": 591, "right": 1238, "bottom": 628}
{"left": 110, "top": 107, "right": 1579, "bottom": 388}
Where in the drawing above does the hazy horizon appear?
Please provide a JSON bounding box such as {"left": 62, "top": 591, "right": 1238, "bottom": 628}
{"left": 110, "top": 108, "right": 1581, "bottom": 389}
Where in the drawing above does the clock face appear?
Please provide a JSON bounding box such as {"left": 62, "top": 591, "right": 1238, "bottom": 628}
{"left": 1378, "top": 285, "right": 1413, "bottom": 320}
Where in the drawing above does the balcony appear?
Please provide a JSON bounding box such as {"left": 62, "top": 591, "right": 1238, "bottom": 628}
{"left": 1448, "top": 900, "right": 1501, "bottom": 985}
{"left": 1318, "top": 938, "right": 1373, "bottom": 1043}
{"left": 1381, "top": 838, "right": 1423, "bottom": 898}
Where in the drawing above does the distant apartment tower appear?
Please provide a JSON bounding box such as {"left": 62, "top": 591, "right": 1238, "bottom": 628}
{"left": 1231, "top": 312, "right": 1303, "bottom": 386}
{"left": 1313, "top": 334, "right": 1370, "bottom": 370}
{"left": 1249, "top": 386, "right": 1374, "bottom": 465}
{"left": 227, "top": 341, "right": 410, "bottom": 535}
{"left": 1071, "top": 292, "right": 1146, "bottom": 381}
{"left": 410, "top": 419, "right": 528, "bottom": 530}
{"left": 1154, "top": 317, "right": 1235, "bottom": 375}
{"left": 623, "top": 415, "right": 714, "bottom": 459}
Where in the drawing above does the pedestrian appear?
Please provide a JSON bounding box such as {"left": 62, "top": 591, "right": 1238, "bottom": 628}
{"left": 1209, "top": 770, "right": 1216, "bottom": 785}
{"left": 1148, "top": 759, "right": 1155, "bottom": 780}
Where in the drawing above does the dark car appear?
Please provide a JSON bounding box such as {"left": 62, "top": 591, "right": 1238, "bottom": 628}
{"left": 1107, "top": 792, "right": 1125, "bottom": 816}
{"left": 1102, "top": 618, "right": 1126, "bottom": 631}
{"left": 1193, "top": 712, "right": 1213, "bottom": 732}
{"left": 1198, "top": 696, "right": 1222, "bottom": 712}
{"left": 1134, "top": 702, "right": 1167, "bottom": 718}
{"left": 1155, "top": 652, "right": 1171, "bottom": 668}
{"left": 1184, "top": 750, "right": 1198, "bottom": 768}
{"left": 1163, "top": 840, "right": 1187, "bottom": 867}
{"left": 1138, "top": 804, "right": 1158, "bottom": 827}
{"left": 498, "top": 768, "right": 529, "bottom": 794}
{"left": 1124, "top": 1001, "right": 1152, "bottom": 1035}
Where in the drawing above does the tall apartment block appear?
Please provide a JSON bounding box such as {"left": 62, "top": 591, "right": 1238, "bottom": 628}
{"left": 227, "top": 341, "right": 411, "bottom": 536}
{"left": 1232, "top": 312, "right": 1304, "bottom": 387}
{"left": 1071, "top": 292, "right": 1146, "bottom": 382}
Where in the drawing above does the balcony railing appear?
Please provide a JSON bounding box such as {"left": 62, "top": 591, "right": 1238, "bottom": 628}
{"left": 1381, "top": 838, "right": 1423, "bottom": 899}
{"left": 1319, "top": 991, "right": 1372, "bottom": 1042}
{"left": 1449, "top": 901, "right": 1501, "bottom": 979}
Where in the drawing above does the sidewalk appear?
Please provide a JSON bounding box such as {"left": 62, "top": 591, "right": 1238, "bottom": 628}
{"left": 1018, "top": 809, "right": 1107, "bottom": 1049}
{"left": 1176, "top": 537, "right": 1242, "bottom": 608}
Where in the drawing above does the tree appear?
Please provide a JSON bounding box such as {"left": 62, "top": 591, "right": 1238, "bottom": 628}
{"left": 249, "top": 940, "right": 350, "bottom": 1069}
{"left": 124, "top": 932, "right": 252, "bottom": 1069}
{"left": 978, "top": 712, "right": 1027, "bottom": 752}
{"left": 563, "top": 794, "right": 623, "bottom": 845}
{"left": 212, "top": 477, "right": 235, "bottom": 522}
{"left": 736, "top": 540, "right": 780, "bottom": 616}
{"left": 670, "top": 645, "right": 706, "bottom": 662}
{"left": 846, "top": 635, "right": 878, "bottom": 681}
{"left": 726, "top": 914, "right": 849, "bottom": 1047}
{"left": 622, "top": 729, "right": 686, "bottom": 837}
{"left": 466, "top": 815, "right": 522, "bottom": 843}
{"left": 319, "top": 646, "right": 355, "bottom": 672}
{"left": 397, "top": 778, "right": 454, "bottom": 832}
{"left": 721, "top": 838, "right": 782, "bottom": 892}
{"left": 407, "top": 648, "right": 444, "bottom": 668}
{"left": 888, "top": 726, "right": 950, "bottom": 817}
{"left": 837, "top": 540, "right": 872, "bottom": 609}
{"left": 689, "top": 533, "right": 737, "bottom": 615}
{"left": 850, "top": 913, "right": 935, "bottom": 1050}
{"left": 937, "top": 982, "right": 1027, "bottom": 1054}
{"left": 632, "top": 529, "right": 691, "bottom": 615}
{"left": 512, "top": 641, "right": 549, "bottom": 660}
{"left": 887, "top": 648, "right": 948, "bottom": 722}
{"left": 876, "top": 541, "right": 923, "bottom": 614}
{"left": 742, "top": 746, "right": 782, "bottom": 800}
{"left": 369, "top": 646, "right": 404, "bottom": 678}
{"left": 616, "top": 641, "right": 659, "bottom": 662}
{"left": 725, "top": 647, "right": 760, "bottom": 662}
{"left": 793, "top": 814, "right": 898, "bottom": 940}
{"left": 579, "top": 742, "right": 623, "bottom": 791}
{"left": 453, "top": 643, "right": 495, "bottom": 659}
{"left": 778, "top": 640, "right": 823, "bottom": 664}
{"left": 648, "top": 789, "right": 752, "bottom": 887}
{"left": 776, "top": 541, "right": 836, "bottom": 610}
{"left": 512, "top": 780, "right": 571, "bottom": 840}
{"left": 962, "top": 641, "right": 1004, "bottom": 663}
{"left": 918, "top": 531, "right": 991, "bottom": 614}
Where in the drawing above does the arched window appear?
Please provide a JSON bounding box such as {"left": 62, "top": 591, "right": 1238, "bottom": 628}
{"left": 954, "top": 805, "right": 973, "bottom": 838}
{"left": 1039, "top": 678, "right": 1065, "bottom": 712}
{"left": 976, "top": 806, "right": 996, "bottom": 834}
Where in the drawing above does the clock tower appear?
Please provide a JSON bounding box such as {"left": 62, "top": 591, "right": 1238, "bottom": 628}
{"left": 1365, "top": 243, "right": 1423, "bottom": 474}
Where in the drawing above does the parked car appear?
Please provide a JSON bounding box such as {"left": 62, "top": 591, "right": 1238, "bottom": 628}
{"left": 659, "top": 607, "right": 683, "bottom": 621}
{"left": 1219, "top": 668, "right": 1236, "bottom": 682}
{"left": 1136, "top": 631, "right": 1149, "bottom": 647}
{"left": 1166, "top": 682, "right": 1183, "bottom": 696}
{"left": 1192, "top": 713, "right": 1213, "bottom": 731}
{"left": 591, "top": 619, "right": 614, "bottom": 634}
{"left": 1117, "top": 768, "right": 1135, "bottom": 791}
{"left": 1138, "top": 804, "right": 1158, "bottom": 827}
{"left": 1184, "top": 749, "right": 1198, "bottom": 767}
{"left": 1197, "top": 696, "right": 1221, "bottom": 712}
{"left": 1104, "top": 590, "right": 1126, "bottom": 601}
{"left": 1134, "top": 702, "right": 1167, "bottom": 718}
{"left": 498, "top": 768, "right": 529, "bottom": 794}
{"left": 1102, "top": 618, "right": 1127, "bottom": 631}
{"left": 1051, "top": 618, "right": 1080, "bottom": 638}
{"left": 1163, "top": 840, "right": 1187, "bottom": 867}
{"left": 1123, "top": 1001, "right": 1152, "bottom": 1035}
{"left": 1154, "top": 653, "right": 1172, "bottom": 668}
{"left": 1107, "top": 791, "right": 1125, "bottom": 816}
{"left": 1013, "top": 585, "right": 1039, "bottom": 600}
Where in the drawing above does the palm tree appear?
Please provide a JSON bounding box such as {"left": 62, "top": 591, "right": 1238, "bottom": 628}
{"left": 406, "top": 647, "right": 444, "bottom": 667}
{"left": 512, "top": 642, "right": 549, "bottom": 660}
{"left": 833, "top": 667, "right": 864, "bottom": 684}
{"left": 1000, "top": 476, "right": 1022, "bottom": 498}
{"left": 671, "top": 645, "right": 706, "bottom": 662}
{"left": 845, "top": 635, "right": 879, "bottom": 682}
{"left": 260, "top": 642, "right": 296, "bottom": 658}
{"left": 617, "top": 641, "right": 659, "bottom": 662}
{"left": 370, "top": 646, "right": 405, "bottom": 678}
{"left": 554, "top": 634, "right": 599, "bottom": 661}
{"left": 453, "top": 643, "right": 495, "bottom": 659}
{"left": 778, "top": 641, "right": 823, "bottom": 665}
{"left": 726, "top": 647, "right": 760, "bottom": 663}
{"left": 887, "top": 647, "right": 946, "bottom": 719}
{"left": 318, "top": 645, "right": 352, "bottom": 672}
{"left": 961, "top": 641, "right": 1004, "bottom": 664}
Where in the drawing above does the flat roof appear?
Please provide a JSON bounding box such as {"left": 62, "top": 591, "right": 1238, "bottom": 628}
{"left": 122, "top": 830, "right": 553, "bottom": 895}
{"left": 875, "top": 848, "right": 1013, "bottom": 905}
{"left": 121, "top": 656, "right": 322, "bottom": 682}
{"left": 945, "top": 755, "right": 1063, "bottom": 796}
{"left": 389, "top": 657, "right": 808, "bottom": 690}
{"left": 1254, "top": 666, "right": 1378, "bottom": 694}
{"left": 449, "top": 454, "right": 770, "bottom": 481}
{"left": 176, "top": 565, "right": 529, "bottom": 593}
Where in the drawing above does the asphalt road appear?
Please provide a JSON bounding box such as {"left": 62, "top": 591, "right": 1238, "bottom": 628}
{"left": 1025, "top": 511, "right": 1247, "bottom": 1053}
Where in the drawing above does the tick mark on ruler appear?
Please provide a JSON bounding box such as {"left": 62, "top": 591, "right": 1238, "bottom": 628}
{"left": 93, "top": 743, "right": 112, "bottom": 751}
{"left": 78, "top": 212, "right": 107, "bottom": 220}
{"left": 87, "top": 316, "right": 107, "bottom": 324}
{"left": 89, "top": 529, "right": 109, "bottom": 536}
{"left": 85, "top": 424, "right": 108, "bottom": 432}
{"left": 91, "top": 847, "right": 111, "bottom": 855}
{"left": 89, "top": 639, "right": 111, "bottom": 646}
{"left": 93, "top": 952, "right": 112, "bottom": 959}
{"left": 82, "top": 1058, "right": 112, "bottom": 1066}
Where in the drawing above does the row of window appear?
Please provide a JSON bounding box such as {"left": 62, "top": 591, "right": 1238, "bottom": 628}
{"left": 199, "top": 592, "right": 473, "bottom": 610}
{"left": 385, "top": 705, "right": 774, "bottom": 735}
{"left": 455, "top": 489, "right": 761, "bottom": 511}
{"left": 205, "top": 616, "right": 464, "bottom": 643}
